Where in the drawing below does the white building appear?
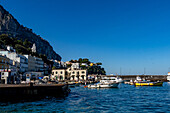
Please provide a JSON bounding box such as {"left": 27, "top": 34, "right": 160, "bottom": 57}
{"left": 68, "top": 69, "right": 87, "bottom": 81}
{"left": 51, "top": 60, "right": 60, "bottom": 68}
{"left": 24, "top": 55, "right": 36, "bottom": 72}
{"left": 31, "top": 43, "right": 36, "bottom": 53}
{"left": 51, "top": 69, "right": 66, "bottom": 81}
{"left": 51, "top": 67, "right": 87, "bottom": 81}
{"left": 24, "top": 55, "right": 44, "bottom": 72}
{"left": 7, "top": 46, "right": 16, "bottom": 52}
{"left": 0, "top": 51, "right": 28, "bottom": 73}
{"left": 0, "top": 55, "right": 19, "bottom": 84}
{"left": 81, "top": 63, "right": 88, "bottom": 67}
{"left": 71, "top": 63, "right": 79, "bottom": 69}
{"left": 24, "top": 72, "right": 44, "bottom": 83}
{"left": 34, "top": 57, "right": 44, "bottom": 72}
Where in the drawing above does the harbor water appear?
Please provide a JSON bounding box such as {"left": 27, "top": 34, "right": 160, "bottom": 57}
{"left": 0, "top": 82, "right": 170, "bottom": 113}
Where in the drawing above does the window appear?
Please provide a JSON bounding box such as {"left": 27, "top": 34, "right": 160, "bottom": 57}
{"left": 52, "top": 72, "right": 54, "bottom": 75}
{"left": 56, "top": 71, "right": 58, "bottom": 74}
{"left": 60, "top": 76, "right": 63, "bottom": 80}
{"left": 61, "top": 71, "right": 63, "bottom": 74}
{"left": 72, "top": 71, "right": 75, "bottom": 74}
{"left": 77, "top": 72, "right": 79, "bottom": 74}
{"left": 81, "top": 75, "right": 84, "bottom": 80}
{"left": 82, "top": 71, "right": 85, "bottom": 74}
{"left": 72, "top": 75, "right": 75, "bottom": 80}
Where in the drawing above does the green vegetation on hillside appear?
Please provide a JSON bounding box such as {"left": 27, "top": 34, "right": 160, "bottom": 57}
{"left": 0, "top": 34, "right": 53, "bottom": 66}
{"left": 0, "top": 34, "right": 32, "bottom": 54}
{"left": 69, "top": 58, "right": 106, "bottom": 75}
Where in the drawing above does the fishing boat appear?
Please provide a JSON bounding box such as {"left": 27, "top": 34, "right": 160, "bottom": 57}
{"left": 87, "top": 76, "right": 119, "bottom": 88}
{"left": 135, "top": 81, "right": 163, "bottom": 86}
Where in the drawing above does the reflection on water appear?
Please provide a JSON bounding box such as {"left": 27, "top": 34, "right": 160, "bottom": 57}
{"left": 0, "top": 83, "right": 170, "bottom": 113}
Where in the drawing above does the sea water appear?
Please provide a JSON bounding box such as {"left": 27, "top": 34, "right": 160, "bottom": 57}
{"left": 0, "top": 82, "right": 170, "bottom": 113}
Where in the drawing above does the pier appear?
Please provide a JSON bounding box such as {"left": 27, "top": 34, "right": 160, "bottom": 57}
{"left": 114, "top": 75, "right": 167, "bottom": 81}
{"left": 0, "top": 83, "right": 70, "bottom": 102}
{"left": 89, "top": 74, "right": 168, "bottom": 82}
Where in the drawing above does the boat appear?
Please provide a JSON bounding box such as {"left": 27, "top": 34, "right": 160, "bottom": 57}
{"left": 124, "top": 80, "right": 131, "bottom": 84}
{"left": 167, "top": 75, "right": 170, "bottom": 81}
{"left": 115, "top": 77, "right": 123, "bottom": 83}
{"left": 135, "top": 81, "right": 163, "bottom": 86}
{"left": 87, "top": 76, "right": 119, "bottom": 88}
{"left": 68, "top": 82, "right": 76, "bottom": 88}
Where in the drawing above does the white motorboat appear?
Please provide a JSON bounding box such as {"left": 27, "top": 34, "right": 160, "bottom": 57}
{"left": 100, "top": 76, "right": 123, "bottom": 83}
{"left": 88, "top": 76, "right": 119, "bottom": 88}
{"left": 167, "top": 75, "right": 170, "bottom": 81}
{"left": 115, "top": 77, "right": 123, "bottom": 83}
{"left": 88, "top": 82, "right": 119, "bottom": 88}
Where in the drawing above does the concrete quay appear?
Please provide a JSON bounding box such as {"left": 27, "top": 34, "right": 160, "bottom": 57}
{"left": 0, "top": 83, "right": 70, "bottom": 102}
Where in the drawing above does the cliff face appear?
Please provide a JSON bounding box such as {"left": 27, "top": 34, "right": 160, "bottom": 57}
{"left": 0, "top": 5, "right": 61, "bottom": 61}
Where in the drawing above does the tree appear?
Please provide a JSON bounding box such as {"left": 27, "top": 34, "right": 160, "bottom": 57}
{"left": 96, "top": 62, "right": 102, "bottom": 66}
{"left": 80, "top": 65, "right": 86, "bottom": 69}
{"left": 78, "top": 58, "right": 83, "bottom": 63}
{"left": 52, "top": 66, "right": 56, "bottom": 70}
{"left": 23, "top": 39, "right": 32, "bottom": 47}
{"left": 67, "top": 64, "right": 72, "bottom": 67}
{"left": 15, "top": 44, "right": 28, "bottom": 54}
{"left": 82, "top": 58, "right": 90, "bottom": 64}
{"left": 70, "top": 59, "right": 75, "bottom": 63}
{"left": 0, "top": 34, "right": 13, "bottom": 46}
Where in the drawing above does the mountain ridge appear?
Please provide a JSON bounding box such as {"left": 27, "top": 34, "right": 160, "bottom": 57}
{"left": 0, "top": 5, "right": 61, "bottom": 61}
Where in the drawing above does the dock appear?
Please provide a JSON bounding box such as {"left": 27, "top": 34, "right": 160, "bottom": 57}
{"left": 118, "top": 75, "right": 167, "bottom": 81}
{"left": 0, "top": 83, "right": 70, "bottom": 102}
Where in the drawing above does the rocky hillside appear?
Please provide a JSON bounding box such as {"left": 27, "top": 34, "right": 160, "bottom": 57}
{"left": 0, "top": 5, "right": 61, "bottom": 61}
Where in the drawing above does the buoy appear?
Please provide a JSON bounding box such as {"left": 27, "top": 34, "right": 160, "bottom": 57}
{"left": 84, "top": 86, "right": 88, "bottom": 88}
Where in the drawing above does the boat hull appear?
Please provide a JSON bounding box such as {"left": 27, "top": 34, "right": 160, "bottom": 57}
{"left": 135, "top": 82, "right": 163, "bottom": 86}
{"left": 88, "top": 83, "right": 119, "bottom": 88}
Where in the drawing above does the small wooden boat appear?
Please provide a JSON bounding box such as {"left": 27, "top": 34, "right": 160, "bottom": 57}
{"left": 135, "top": 81, "right": 163, "bottom": 86}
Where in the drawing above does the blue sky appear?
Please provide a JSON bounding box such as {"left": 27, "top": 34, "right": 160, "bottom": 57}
{"left": 1, "top": 0, "right": 170, "bottom": 75}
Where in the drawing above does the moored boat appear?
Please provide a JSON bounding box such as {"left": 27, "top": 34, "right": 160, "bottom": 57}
{"left": 68, "top": 82, "right": 76, "bottom": 88}
{"left": 88, "top": 82, "right": 119, "bottom": 88}
{"left": 87, "top": 76, "right": 119, "bottom": 88}
{"left": 135, "top": 81, "right": 163, "bottom": 86}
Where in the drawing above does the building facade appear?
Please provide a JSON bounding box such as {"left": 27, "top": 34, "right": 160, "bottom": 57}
{"left": 69, "top": 69, "right": 87, "bottom": 81}
{"left": 34, "top": 57, "right": 44, "bottom": 72}
{"left": 0, "top": 51, "right": 28, "bottom": 73}
{"left": 51, "top": 69, "right": 66, "bottom": 81}
{"left": 51, "top": 68, "right": 87, "bottom": 81}
{"left": 0, "top": 54, "right": 10, "bottom": 69}
{"left": 71, "top": 63, "right": 79, "bottom": 69}
{"left": 0, "top": 55, "right": 18, "bottom": 84}
{"left": 24, "top": 55, "right": 36, "bottom": 72}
